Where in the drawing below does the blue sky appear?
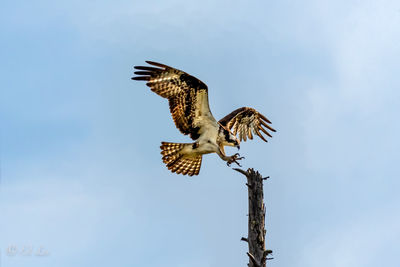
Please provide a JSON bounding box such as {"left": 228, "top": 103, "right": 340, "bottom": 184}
{"left": 1, "top": 0, "right": 400, "bottom": 266}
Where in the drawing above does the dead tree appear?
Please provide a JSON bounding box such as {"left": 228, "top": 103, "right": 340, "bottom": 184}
{"left": 234, "top": 168, "right": 273, "bottom": 267}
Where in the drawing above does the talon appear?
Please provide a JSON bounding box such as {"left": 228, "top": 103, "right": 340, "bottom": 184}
{"left": 226, "top": 153, "right": 245, "bottom": 167}
{"left": 233, "top": 159, "right": 242, "bottom": 167}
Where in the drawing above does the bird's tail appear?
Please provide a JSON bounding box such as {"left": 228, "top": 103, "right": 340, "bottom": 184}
{"left": 160, "top": 142, "right": 202, "bottom": 176}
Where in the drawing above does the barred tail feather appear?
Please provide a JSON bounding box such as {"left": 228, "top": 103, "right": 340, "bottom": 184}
{"left": 160, "top": 142, "right": 202, "bottom": 176}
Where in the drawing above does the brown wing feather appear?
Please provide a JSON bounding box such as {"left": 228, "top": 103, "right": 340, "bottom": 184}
{"left": 132, "top": 61, "right": 210, "bottom": 140}
{"left": 219, "top": 107, "right": 276, "bottom": 142}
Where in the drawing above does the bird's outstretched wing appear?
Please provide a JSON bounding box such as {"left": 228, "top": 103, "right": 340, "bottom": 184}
{"left": 219, "top": 107, "right": 276, "bottom": 142}
{"left": 132, "top": 61, "right": 217, "bottom": 140}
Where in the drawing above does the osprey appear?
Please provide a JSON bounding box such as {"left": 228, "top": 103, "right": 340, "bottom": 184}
{"left": 132, "top": 61, "right": 276, "bottom": 176}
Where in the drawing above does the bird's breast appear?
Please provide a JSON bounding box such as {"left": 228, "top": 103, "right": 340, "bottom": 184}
{"left": 196, "top": 140, "right": 218, "bottom": 154}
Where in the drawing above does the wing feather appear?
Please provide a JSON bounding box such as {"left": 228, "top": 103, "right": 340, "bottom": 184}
{"left": 132, "top": 61, "right": 216, "bottom": 140}
{"left": 219, "top": 107, "right": 276, "bottom": 143}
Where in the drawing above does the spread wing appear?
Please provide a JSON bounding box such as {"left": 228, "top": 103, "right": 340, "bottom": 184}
{"left": 132, "top": 61, "right": 218, "bottom": 140}
{"left": 219, "top": 107, "right": 276, "bottom": 142}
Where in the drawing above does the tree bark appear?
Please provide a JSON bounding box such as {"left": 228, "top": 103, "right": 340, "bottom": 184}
{"left": 234, "top": 168, "right": 273, "bottom": 267}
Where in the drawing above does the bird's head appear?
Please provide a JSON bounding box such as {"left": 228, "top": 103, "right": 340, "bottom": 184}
{"left": 226, "top": 132, "right": 241, "bottom": 150}
{"left": 219, "top": 127, "right": 240, "bottom": 149}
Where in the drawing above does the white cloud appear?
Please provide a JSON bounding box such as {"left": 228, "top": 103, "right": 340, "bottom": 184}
{"left": 302, "top": 204, "right": 400, "bottom": 267}
{"left": 300, "top": 0, "right": 400, "bottom": 173}
{"left": 0, "top": 177, "right": 124, "bottom": 254}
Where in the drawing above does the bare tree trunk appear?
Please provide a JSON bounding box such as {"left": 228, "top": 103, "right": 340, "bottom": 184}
{"left": 234, "top": 168, "right": 273, "bottom": 267}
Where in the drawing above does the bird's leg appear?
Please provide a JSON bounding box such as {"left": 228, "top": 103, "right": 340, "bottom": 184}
{"left": 216, "top": 146, "right": 244, "bottom": 167}
{"left": 216, "top": 146, "right": 231, "bottom": 161}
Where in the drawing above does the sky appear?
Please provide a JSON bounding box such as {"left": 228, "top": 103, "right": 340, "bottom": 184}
{"left": 1, "top": 0, "right": 400, "bottom": 266}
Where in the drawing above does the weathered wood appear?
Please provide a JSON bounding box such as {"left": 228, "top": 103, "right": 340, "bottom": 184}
{"left": 234, "top": 168, "right": 273, "bottom": 267}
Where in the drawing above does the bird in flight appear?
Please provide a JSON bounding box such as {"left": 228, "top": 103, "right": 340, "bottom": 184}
{"left": 132, "top": 61, "right": 276, "bottom": 176}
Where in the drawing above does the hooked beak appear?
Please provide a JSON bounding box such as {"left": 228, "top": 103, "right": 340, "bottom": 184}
{"left": 236, "top": 144, "right": 240, "bottom": 150}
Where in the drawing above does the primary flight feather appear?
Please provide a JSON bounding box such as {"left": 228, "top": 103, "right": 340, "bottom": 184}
{"left": 132, "top": 61, "right": 276, "bottom": 176}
